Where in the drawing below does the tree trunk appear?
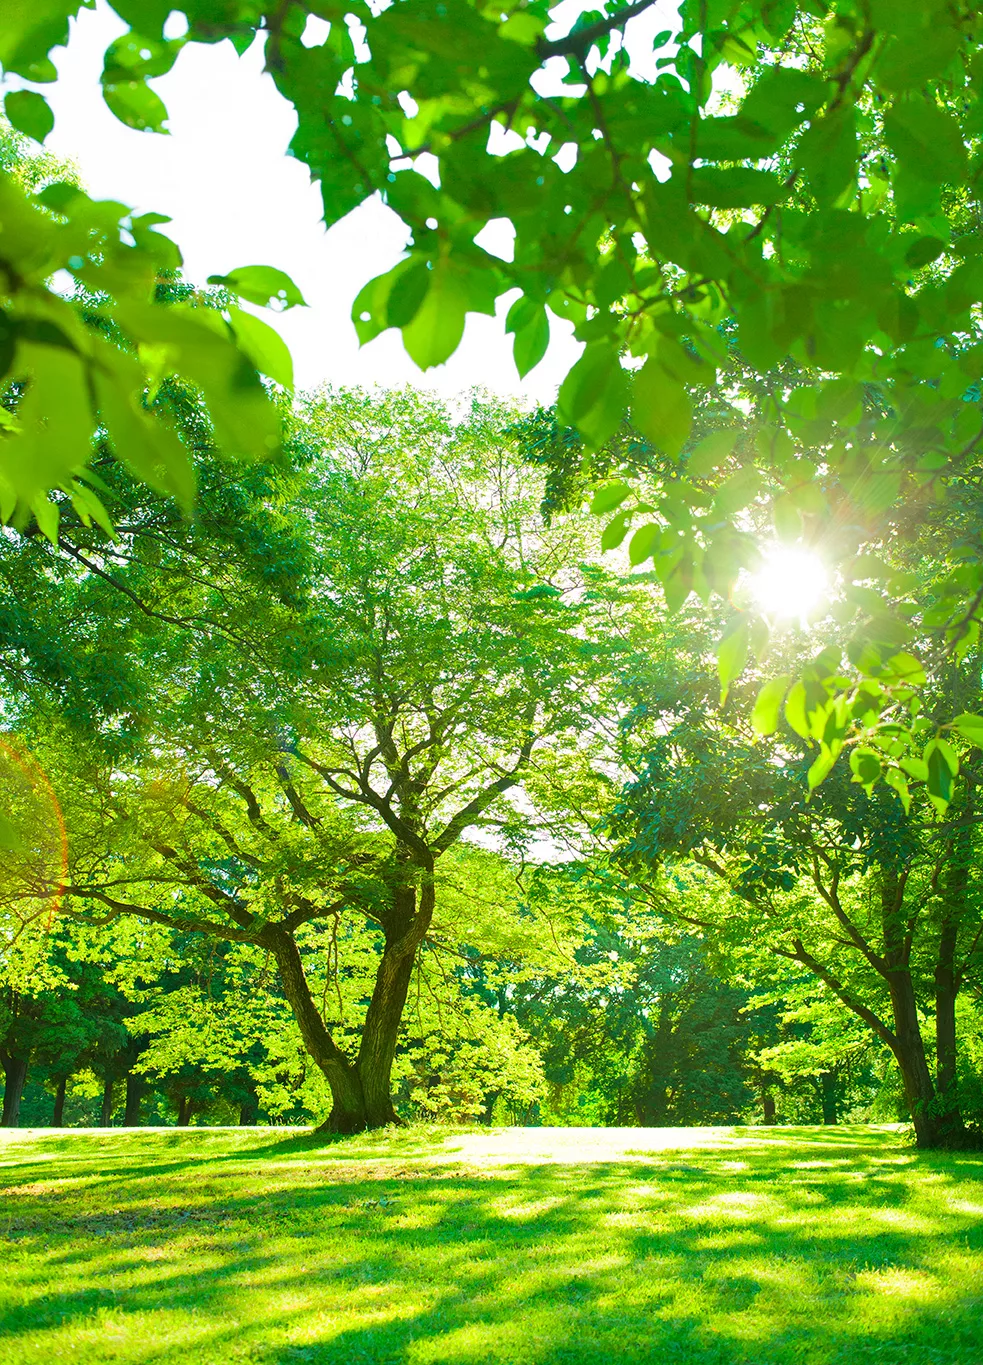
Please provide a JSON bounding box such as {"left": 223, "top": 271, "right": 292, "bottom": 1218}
{"left": 238, "top": 1080, "right": 259, "bottom": 1126}
{"left": 935, "top": 845, "right": 968, "bottom": 1143}
{"left": 819, "top": 1070, "right": 838, "bottom": 1125}
{"left": 52, "top": 1076, "right": 67, "bottom": 1127}
{"left": 177, "top": 1096, "right": 193, "bottom": 1126}
{"left": 264, "top": 861, "right": 434, "bottom": 1135}
{"left": 124, "top": 1074, "right": 143, "bottom": 1127}
{"left": 886, "top": 969, "right": 945, "bottom": 1148}
{"left": 355, "top": 869, "right": 435, "bottom": 1128}
{"left": 100, "top": 1077, "right": 115, "bottom": 1127}
{"left": 879, "top": 868, "right": 948, "bottom": 1148}
{"left": 1, "top": 1054, "right": 28, "bottom": 1128}
{"left": 762, "top": 1091, "right": 776, "bottom": 1125}
{"left": 265, "top": 925, "right": 369, "bottom": 1133}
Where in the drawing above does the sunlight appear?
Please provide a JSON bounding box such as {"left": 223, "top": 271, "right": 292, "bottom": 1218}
{"left": 750, "top": 547, "right": 827, "bottom": 624}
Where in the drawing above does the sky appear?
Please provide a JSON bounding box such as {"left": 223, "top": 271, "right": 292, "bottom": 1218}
{"left": 12, "top": 0, "right": 683, "bottom": 402}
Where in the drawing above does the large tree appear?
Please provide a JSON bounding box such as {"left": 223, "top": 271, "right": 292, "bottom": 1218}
{"left": 19, "top": 388, "right": 632, "bottom": 1131}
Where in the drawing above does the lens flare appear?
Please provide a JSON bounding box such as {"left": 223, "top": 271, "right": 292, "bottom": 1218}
{"left": 0, "top": 737, "right": 68, "bottom": 939}
{"left": 750, "top": 546, "right": 827, "bottom": 624}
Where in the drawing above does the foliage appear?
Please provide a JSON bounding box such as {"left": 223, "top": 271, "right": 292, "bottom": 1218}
{"left": 606, "top": 616, "right": 983, "bottom": 1146}
{"left": 6, "top": 0, "right": 983, "bottom": 792}
{"left": 0, "top": 388, "right": 641, "bottom": 1130}
{"left": 0, "top": 114, "right": 299, "bottom": 531}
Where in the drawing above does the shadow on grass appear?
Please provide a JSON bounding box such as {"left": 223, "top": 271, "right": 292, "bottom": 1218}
{"left": 1, "top": 1128, "right": 981, "bottom": 1364}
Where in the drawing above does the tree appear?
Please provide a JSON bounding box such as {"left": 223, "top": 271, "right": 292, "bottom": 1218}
{"left": 25, "top": 389, "right": 631, "bottom": 1132}
{"left": 6, "top": 1, "right": 983, "bottom": 791}
{"left": 608, "top": 624, "right": 983, "bottom": 1147}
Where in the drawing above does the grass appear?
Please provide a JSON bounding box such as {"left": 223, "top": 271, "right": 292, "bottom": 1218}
{"left": 0, "top": 1124, "right": 981, "bottom": 1364}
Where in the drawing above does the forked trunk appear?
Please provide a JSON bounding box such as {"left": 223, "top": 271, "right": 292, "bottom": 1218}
{"left": 355, "top": 876, "right": 434, "bottom": 1127}
{"left": 266, "top": 858, "right": 435, "bottom": 1134}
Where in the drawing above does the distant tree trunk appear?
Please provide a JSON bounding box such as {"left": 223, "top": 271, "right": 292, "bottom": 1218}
{"left": 52, "top": 1077, "right": 67, "bottom": 1127}
{"left": 935, "top": 845, "right": 968, "bottom": 1144}
{"left": 762, "top": 1091, "right": 776, "bottom": 1125}
{"left": 238, "top": 1084, "right": 259, "bottom": 1126}
{"left": 124, "top": 1074, "right": 143, "bottom": 1127}
{"left": 1, "top": 1053, "right": 28, "bottom": 1128}
{"left": 100, "top": 1077, "right": 115, "bottom": 1127}
{"left": 177, "top": 1096, "right": 193, "bottom": 1126}
{"left": 819, "top": 1071, "right": 838, "bottom": 1125}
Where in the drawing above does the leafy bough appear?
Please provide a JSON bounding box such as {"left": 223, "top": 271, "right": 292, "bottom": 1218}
{"left": 5, "top": 0, "right": 983, "bottom": 806}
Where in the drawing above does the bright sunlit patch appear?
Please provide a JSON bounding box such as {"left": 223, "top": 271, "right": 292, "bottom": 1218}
{"left": 750, "top": 547, "right": 827, "bottom": 624}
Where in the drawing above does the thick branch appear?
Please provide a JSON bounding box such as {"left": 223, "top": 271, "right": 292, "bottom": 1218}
{"left": 64, "top": 887, "right": 260, "bottom": 944}
{"left": 537, "top": 0, "right": 662, "bottom": 60}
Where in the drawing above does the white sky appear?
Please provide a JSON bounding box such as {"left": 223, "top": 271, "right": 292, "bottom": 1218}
{"left": 11, "top": 0, "right": 682, "bottom": 400}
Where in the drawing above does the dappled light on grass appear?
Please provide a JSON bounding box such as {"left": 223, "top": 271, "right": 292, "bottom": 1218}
{"left": 0, "top": 1125, "right": 981, "bottom": 1364}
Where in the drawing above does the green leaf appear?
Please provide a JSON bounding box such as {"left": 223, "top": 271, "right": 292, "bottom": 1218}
{"left": 386, "top": 261, "right": 430, "bottom": 328}
{"left": 4, "top": 89, "right": 54, "bottom": 142}
{"left": 505, "top": 296, "right": 549, "bottom": 378}
{"left": 227, "top": 308, "right": 294, "bottom": 390}
{"left": 401, "top": 259, "right": 469, "bottom": 370}
{"left": 717, "top": 616, "right": 749, "bottom": 703}
{"left": 0, "top": 1, "right": 81, "bottom": 81}
{"left": 558, "top": 343, "right": 628, "bottom": 450}
{"left": 628, "top": 522, "right": 662, "bottom": 566}
{"left": 600, "top": 511, "right": 631, "bottom": 551}
{"left": 884, "top": 651, "right": 927, "bottom": 686}
{"left": 926, "top": 743, "right": 954, "bottom": 807}
{"left": 849, "top": 748, "right": 882, "bottom": 787}
{"left": 102, "top": 78, "right": 169, "bottom": 133}
{"left": 559, "top": 343, "right": 620, "bottom": 425}
{"left": 590, "top": 481, "right": 631, "bottom": 516}
{"left": 884, "top": 97, "right": 968, "bottom": 187}
{"left": 899, "top": 757, "right": 929, "bottom": 783}
{"left": 797, "top": 107, "right": 857, "bottom": 207}
{"left": 808, "top": 748, "right": 837, "bottom": 790}
{"left": 631, "top": 359, "right": 692, "bottom": 457}
{"left": 29, "top": 492, "right": 59, "bottom": 545}
{"left": 951, "top": 713, "right": 983, "bottom": 748}
{"left": 751, "top": 675, "right": 792, "bottom": 736}
{"left": 784, "top": 682, "right": 810, "bottom": 740}
{"left": 208, "top": 266, "right": 307, "bottom": 311}
{"left": 688, "top": 167, "right": 787, "bottom": 208}
{"left": 687, "top": 428, "right": 739, "bottom": 479}
{"left": 925, "top": 737, "right": 959, "bottom": 777}
{"left": 884, "top": 767, "right": 912, "bottom": 813}
{"left": 93, "top": 353, "right": 195, "bottom": 511}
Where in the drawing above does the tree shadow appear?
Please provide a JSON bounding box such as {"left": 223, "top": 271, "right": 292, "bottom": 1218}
{"left": 1, "top": 1127, "right": 981, "bottom": 1364}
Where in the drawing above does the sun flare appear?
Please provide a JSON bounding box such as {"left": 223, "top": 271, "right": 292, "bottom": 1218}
{"left": 750, "top": 547, "right": 827, "bottom": 623}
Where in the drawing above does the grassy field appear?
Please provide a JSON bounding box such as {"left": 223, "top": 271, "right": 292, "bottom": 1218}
{"left": 0, "top": 1124, "right": 981, "bottom": 1365}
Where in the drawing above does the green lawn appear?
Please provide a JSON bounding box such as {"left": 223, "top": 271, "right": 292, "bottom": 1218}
{"left": 0, "top": 1124, "right": 981, "bottom": 1364}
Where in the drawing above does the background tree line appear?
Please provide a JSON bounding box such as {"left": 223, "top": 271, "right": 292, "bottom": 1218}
{"left": 1, "top": 376, "right": 981, "bottom": 1145}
